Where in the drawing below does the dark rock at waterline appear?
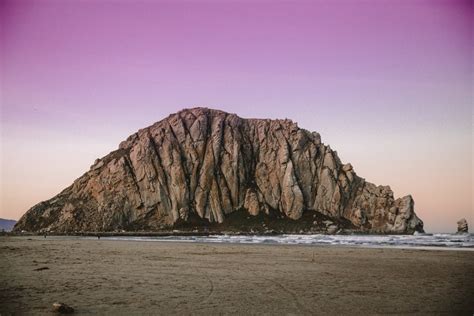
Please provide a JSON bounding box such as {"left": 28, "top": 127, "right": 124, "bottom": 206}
{"left": 457, "top": 218, "right": 468, "bottom": 233}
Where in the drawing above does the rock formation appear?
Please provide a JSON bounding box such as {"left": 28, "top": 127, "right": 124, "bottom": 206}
{"left": 14, "top": 108, "right": 424, "bottom": 234}
{"left": 456, "top": 218, "right": 468, "bottom": 234}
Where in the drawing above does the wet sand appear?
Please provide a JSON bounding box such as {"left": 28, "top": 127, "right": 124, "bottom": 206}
{"left": 1, "top": 236, "right": 473, "bottom": 315}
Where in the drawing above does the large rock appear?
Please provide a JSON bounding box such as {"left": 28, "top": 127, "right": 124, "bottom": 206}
{"left": 14, "top": 108, "right": 424, "bottom": 234}
{"left": 457, "top": 218, "right": 468, "bottom": 233}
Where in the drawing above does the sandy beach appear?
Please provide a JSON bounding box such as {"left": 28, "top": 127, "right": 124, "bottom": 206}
{"left": 1, "top": 236, "right": 473, "bottom": 315}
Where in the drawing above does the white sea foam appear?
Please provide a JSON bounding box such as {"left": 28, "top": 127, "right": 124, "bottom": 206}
{"left": 102, "top": 233, "right": 474, "bottom": 251}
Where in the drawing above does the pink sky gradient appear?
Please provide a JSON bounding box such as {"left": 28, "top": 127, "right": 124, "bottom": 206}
{"left": 1, "top": 0, "right": 472, "bottom": 232}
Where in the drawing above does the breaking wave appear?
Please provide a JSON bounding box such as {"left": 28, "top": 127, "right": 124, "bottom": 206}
{"left": 103, "top": 233, "right": 474, "bottom": 250}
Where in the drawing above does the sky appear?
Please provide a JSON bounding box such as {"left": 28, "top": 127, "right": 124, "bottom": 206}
{"left": 0, "top": 0, "right": 472, "bottom": 233}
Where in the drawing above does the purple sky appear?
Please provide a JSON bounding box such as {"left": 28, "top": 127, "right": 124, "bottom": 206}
{"left": 1, "top": 0, "right": 472, "bottom": 232}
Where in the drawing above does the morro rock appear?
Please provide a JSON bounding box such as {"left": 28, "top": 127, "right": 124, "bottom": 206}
{"left": 14, "top": 108, "right": 424, "bottom": 234}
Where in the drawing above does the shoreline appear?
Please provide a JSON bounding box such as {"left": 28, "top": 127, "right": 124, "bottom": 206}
{"left": 3, "top": 234, "right": 473, "bottom": 252}
{"left": 101, "top": 237, "right": 474, "bottom": 252}
{"left": 2, "top": 230, "right": 460, "bottom": 237}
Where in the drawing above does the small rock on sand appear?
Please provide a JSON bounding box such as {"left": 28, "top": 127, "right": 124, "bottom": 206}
{"left": 52, "top": 302, "right": 74, "bottom": 314}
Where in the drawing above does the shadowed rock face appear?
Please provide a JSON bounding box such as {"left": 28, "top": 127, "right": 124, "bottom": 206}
{"left": 14, "top": 108, "right": 424, "bottom": 234}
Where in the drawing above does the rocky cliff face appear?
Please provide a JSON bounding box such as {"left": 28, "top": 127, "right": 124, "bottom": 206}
{"left": 14, "top": 108, "right": 424, "bottom": 234}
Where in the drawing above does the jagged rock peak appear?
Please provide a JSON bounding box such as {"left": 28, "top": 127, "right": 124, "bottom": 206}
{"left": 14, "top": 107, "right": 424, "bottom": 234}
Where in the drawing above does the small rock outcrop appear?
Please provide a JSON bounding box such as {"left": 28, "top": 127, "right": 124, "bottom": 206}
{"left": 14, "top": 108, "right": 424, "bottom": 234}
{"left": 456, "top": 218, "right": 468, "bottom": 234}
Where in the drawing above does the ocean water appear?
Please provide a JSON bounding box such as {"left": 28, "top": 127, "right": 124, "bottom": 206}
{"left": 104, "top": 233, "right": 474, "bottom": 251}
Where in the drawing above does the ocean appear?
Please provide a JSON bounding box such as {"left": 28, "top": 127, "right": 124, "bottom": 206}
{"left": 100, "top": 233, "right": 474, "bottom": 250}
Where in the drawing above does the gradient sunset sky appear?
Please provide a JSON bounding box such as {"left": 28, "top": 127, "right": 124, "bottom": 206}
{"left": 1, "top": 0, "right": 472, "bottom": 232}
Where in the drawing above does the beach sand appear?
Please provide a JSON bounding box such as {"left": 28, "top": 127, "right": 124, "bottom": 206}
{"left": 1, "top": 236, "right": 473, "bottom": 315}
